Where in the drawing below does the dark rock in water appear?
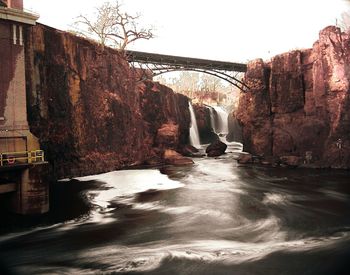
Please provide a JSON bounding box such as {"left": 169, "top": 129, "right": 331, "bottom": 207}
{"left": 280, "top": 156, "right": 302, "bottom": 167}
{"left": 206, "top": 140, "right": 227, "bottom": 157}
{"left": 183, "top": 144, "right": 199, "bottom": 153}
{"left": 178, "top": 145, "right": 205, "bottom": 158}
{"left": 237, "top": 153, "right": 253, "bottom": 164}
{"left": 163, "top": 149, "right": 194, "bottom": 165}
{"left": 260, "top": 156, "right": 280, "bottom": 166}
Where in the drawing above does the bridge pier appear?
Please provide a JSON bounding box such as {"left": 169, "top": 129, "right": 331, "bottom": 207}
{"left": 0, "top": 162, "right": 49, "bottom": 215}
{"left": 10, "top": 163, "right": 49, "bottom": 215}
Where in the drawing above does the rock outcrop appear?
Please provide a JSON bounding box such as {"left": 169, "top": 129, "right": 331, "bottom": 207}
{"left": 206, "top": 140, "right": 227, "bottom": 157}
{"left": 227, "top": 111, "right": 243, "bottom": 143}
{"left": 163, "top": 149, "right": 194, "bottom": 165}
{"left": 25, "top": 24, "right": 191, "bottom": 178}
{"left": 193, "top": 104, "right": 218, "bottom": 144}
{"left": 236, "top": 26, "right": 350, "bottom": 168}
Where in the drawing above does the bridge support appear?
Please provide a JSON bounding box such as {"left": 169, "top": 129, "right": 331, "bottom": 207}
{"left": 11, "top": 163, "right": 49, "bottom": 215}
{"left": 0, "top": 163, "right": 49, "bottom": 215}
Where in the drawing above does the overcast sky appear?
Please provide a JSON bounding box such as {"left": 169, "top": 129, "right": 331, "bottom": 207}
{"left": 24, "top": 0, "right": 348, "bottom": 62}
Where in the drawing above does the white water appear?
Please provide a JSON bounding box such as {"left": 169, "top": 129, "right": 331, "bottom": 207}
{"left": 189, "top": 102, "right": 201, "bottom": 148}
{"left": 2, "top": 152, "right": 350, "bottom": 274}
{"left": 211, "top": 106, "right": 229, "bottom": 135}
{"left": 209, "top": 107, "right": 216, "bottom": 133}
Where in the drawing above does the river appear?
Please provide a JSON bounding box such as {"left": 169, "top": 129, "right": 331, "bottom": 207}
{"left": 1, "top": 144, "right": 350, "bottom": 274}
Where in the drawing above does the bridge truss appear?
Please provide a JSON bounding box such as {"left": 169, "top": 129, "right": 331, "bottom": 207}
{"left": 125, "top": 50, "right": 249, "bottom": 92}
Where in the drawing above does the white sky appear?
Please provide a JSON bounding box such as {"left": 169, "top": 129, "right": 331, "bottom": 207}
{"left": 24, "top": 0, "right": 349, "bottom": 62}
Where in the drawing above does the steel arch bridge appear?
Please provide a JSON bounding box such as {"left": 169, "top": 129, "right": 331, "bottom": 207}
{"left": 125, "top": 50, "right": 249, "bottom": 92}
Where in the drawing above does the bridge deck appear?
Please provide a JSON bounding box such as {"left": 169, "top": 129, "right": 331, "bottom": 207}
{"left": 125, "top": 50, "right": 247, "bottom": 72}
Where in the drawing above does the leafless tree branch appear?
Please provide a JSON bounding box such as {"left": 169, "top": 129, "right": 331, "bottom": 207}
{"left": 74, "top": 1, "right": 154, "bottom": 51}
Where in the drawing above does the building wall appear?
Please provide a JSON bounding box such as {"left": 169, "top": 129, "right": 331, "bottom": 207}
{"left": 0, "top": 18, "right": 37, "bottom": 152}
{"left": 2, "top": 0, "right": 23, "bottom": 10}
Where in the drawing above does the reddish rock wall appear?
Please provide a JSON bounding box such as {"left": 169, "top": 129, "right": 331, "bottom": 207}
{"left": 192, "top": 104, "right": 218, "bottom": 144}
{"left": 236, "top": 26, "right": 350, "bottom": 168}
{"left": 25, "top": 24, "right": 190, "bottom": 178}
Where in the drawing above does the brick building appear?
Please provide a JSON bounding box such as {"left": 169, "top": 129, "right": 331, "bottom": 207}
{"left": 0, "top": 0, "right": 39, "bottom": 153}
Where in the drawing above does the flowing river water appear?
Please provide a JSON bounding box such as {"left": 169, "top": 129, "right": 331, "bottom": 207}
{"left": 1, "top": 144, "right": 350, "bottom": 274}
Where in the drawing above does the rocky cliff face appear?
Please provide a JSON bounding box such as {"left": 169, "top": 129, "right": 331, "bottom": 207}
{"left": 25, "top": 24, "right": 190, "bottom": 178}
{"left": 192, "top": 104, "right": 218, "bottom": 144}
{"left": 236, "top": 26, "right": 350, "bottom": 168}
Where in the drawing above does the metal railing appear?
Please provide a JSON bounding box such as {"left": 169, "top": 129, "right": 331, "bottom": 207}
{"left": 0, "top": 150, "right": 45, "bottom": 166}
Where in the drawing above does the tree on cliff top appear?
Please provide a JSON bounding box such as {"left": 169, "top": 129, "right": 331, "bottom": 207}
{"left": 73, "top": 1, "right": 154, "bottom": 51}
{"left": 338, "top": 1, "right": 350, "bottom": 32}
{"left": 338, "top": 11, "right": 350, "bottom": 33}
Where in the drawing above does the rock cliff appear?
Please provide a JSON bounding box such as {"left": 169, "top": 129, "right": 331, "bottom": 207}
{"left": 236, "top": 26, "right": 350, "bottom": 168}
{"left": 192, "top": 104, "right": 218, "bottom": 144}
{"left": 25, "top": 24, "right": 191, "bottom": 179}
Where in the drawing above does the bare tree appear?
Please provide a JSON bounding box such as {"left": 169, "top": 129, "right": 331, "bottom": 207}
{"left": 337, "top": 1, "right": 350, "bottom": 32}
{"left": 338, "top": 10, "right": 350, "bottom": 33}
{"left": 200, "top": 74, "right": 223, "bottom": 93}
{"left": 155, "top": 72, "right": 234, "bottom": 104}
{"left": 73, "top": 1, "right": 154, "bottom": 50}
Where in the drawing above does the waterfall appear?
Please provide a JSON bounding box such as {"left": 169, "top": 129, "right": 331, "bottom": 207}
{"left": 189, "top": 103, "right": 201, "bottom": 148}
{"left": 208, "top": 105, "right": 243, "bottom": 152}
{"left": 209, "top": 107, "right": 216, "bottom": 133}
{"left": 211, "top": 106, "right": 229, "bottom": 135}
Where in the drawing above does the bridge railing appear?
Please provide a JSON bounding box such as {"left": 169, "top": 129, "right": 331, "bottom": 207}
{"left": 0, "top": 150, "right": 45, "bottom": 166}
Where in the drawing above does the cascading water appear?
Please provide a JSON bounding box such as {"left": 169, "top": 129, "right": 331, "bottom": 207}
{"left": 211, "top": 106, "right": 229, "bottom": 135}
{"left": 209, "top": 105, "right": 243, "bottom": 153}
{"left": 209, "top": 107, "right": 216, "bottom": 134}
{"left": 189, "top": 102, "right": 201, "bottom": 148}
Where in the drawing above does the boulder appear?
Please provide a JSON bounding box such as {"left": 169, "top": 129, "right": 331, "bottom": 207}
{"left": 279, "top": 156, "right": 302, "bottom": 167}
{"left": 260, "top": 156, "right": 280, "bottom": 167}
{"left": 178, "top": 145, "right": 205, "bottom": 157}
{"left": 237, "top": 153, "right": 253, "bottom": 164}
{"left": 155, "top": 122, "right": 179, "bottom": 148}
{"left": 206, "top": 140, "right": 227, "bottom": 157}
{"left": 163, "top": 149, "right": 194, "bottom": 165}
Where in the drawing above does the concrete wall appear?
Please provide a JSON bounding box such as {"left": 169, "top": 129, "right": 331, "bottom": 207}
{"left": 0, "top": 19, "right": 39, "bottom": 152}
{"left": 0, "top": 3, "right": 48, "bottom": 215}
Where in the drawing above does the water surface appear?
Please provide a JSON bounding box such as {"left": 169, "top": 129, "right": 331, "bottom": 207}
{"left": 1, "top": 145, "right": 350, "bottom": 274}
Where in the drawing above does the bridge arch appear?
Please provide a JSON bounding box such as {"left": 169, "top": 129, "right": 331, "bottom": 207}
{"left": 125, "top": 50, "right": 249, "bottom": 92}
{"left": 152, "top": 68, "right": 248, "bottom": 91}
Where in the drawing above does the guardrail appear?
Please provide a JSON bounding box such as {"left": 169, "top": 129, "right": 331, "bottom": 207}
{"left": 0, "top": 150, "right": 45, "bottom": 166}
